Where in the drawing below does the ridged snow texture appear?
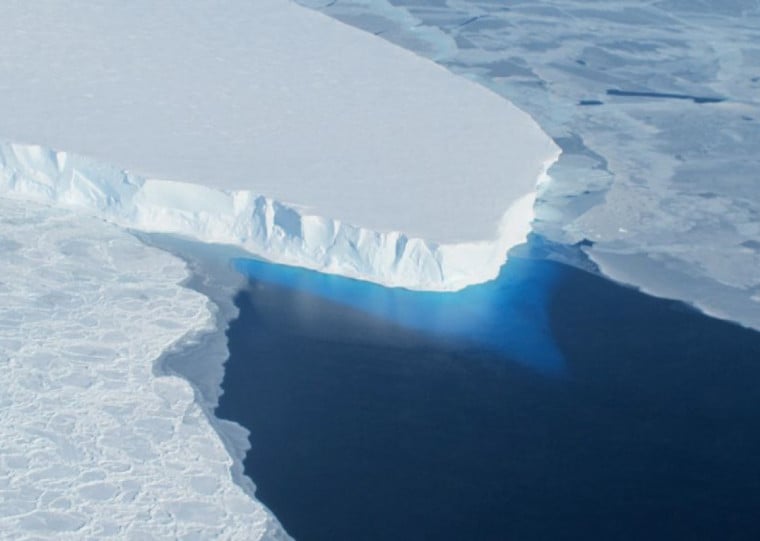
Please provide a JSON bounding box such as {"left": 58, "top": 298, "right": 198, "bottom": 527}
{"left": 0, "top": 142, "right": 544, "bottom": 291}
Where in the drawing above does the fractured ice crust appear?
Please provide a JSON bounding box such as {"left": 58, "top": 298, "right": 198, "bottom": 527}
{"left": 0, "top": 198, "right": 288, "bottom": 540}
{"left": 0, "top": 0, "right": 559, "bottom": 290}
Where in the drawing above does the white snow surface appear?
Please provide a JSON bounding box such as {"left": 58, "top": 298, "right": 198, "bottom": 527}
{"left": 0, "top": 0, "right": 559, "bottom": 291}
{"left": 0, "top": 197, "right": 289, "bottom": 540}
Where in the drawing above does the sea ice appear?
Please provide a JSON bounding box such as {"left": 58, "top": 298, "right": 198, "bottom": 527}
{"left": 0, "top": 198, "right": 288, "bottom": 540}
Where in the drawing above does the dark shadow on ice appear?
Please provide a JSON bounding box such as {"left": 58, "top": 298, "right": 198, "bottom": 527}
{"left": 606, "top": 88, "right": 725, "bottom": 104}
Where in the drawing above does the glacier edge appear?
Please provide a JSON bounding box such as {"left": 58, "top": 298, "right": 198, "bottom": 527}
{"left": 0, "top": 142, "right": 559, "bottom": 291}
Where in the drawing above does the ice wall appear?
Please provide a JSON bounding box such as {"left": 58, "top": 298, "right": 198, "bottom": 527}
{"left": 0, "top": 0, "right": 559, "bottom": 288}
{"left": 0, "top": 143, "right": 552, "bottom": 291}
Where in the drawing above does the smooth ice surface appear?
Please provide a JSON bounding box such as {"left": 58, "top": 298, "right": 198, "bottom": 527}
{"left": 298, "top": 0, "right": 760, "bottom": 328}
{"left": 0, "top": 0, "right": 558, "bottom": 247}
{"left": 0, "top": 198, "right": 288, "bottom": 540}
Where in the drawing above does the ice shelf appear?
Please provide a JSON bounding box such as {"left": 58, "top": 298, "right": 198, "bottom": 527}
{"left": 0, "top": 0, "right": 559, "bottom": 290}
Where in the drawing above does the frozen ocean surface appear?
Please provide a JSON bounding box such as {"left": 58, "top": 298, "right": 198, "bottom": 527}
{"left": 0, "top": 198, "right": 288, "bottom": 540}
{"left": 297, "top": 0, "right": 760, "bottom": 328}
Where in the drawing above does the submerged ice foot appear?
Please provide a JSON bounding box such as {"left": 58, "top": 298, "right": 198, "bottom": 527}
{"left": 233, "top": 250, "right": 566, "bottom": 373}
{"left": 219, "top": 241, "right": 760, "bottom": 541}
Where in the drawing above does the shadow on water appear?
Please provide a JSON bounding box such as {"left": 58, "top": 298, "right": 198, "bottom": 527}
{"left": 218, "top": 251, "right": 760, "bottom": 541}
{"left": 232, "top": 255, "right": 565, "bottom": 374}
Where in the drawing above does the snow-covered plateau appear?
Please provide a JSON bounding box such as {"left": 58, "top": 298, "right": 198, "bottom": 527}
{"left": 0, "top": 0, "right": 559, "bottom": 291}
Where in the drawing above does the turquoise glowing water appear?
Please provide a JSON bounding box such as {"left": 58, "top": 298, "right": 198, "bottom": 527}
{"left": 233, "top": 254, "right": 564, "bottom": 373}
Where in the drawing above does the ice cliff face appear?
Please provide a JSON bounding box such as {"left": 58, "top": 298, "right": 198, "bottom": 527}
{"left": 0, "top": 143, "right": 556, "bottom": 291}
{"left": 0, "top": 0, "right": 560, "bottom": 260}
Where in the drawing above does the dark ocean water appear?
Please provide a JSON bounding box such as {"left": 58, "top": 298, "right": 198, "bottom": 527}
{"left": 216, "top": 256, "right": 760, "bottom": 541}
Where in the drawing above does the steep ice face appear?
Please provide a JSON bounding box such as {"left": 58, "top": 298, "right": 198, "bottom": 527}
{"left": 0, "top": 0, "right": 558, "bottom": 278}
{"left": 0, "top": 198, "right": 288, "bottom": 540}
{"left": 302, "top": 0, "right": 760, "bottom": 330}
{"left": 0, "top": 143, "right": 549, "bottom": 291}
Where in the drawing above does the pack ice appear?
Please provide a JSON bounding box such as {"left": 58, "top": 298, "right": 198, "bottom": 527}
{"left": 0, "top": 198, "right": 289, "bottom": 540}
{"left": 0, "top": 0, "right": 558, "bottom": 291}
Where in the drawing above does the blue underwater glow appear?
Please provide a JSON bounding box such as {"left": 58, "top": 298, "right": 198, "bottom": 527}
{"left": 220, "top": 249, "right": 760, "bottom": 541}
{"left": 233, "top": 253, "right": 565, "bottom": 373}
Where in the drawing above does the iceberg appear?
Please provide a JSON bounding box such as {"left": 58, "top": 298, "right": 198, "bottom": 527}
{"left": 0, "top": 0, "right": 558, "bottom": 291}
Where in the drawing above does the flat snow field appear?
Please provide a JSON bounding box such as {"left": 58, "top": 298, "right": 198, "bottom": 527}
{"left": 0, "top": 0, "right": 557, "bottom": 245}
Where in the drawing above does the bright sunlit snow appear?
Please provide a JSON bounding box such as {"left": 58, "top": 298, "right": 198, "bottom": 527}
{"left": 0, "top": 0, "right": 558, "bottom": 290}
